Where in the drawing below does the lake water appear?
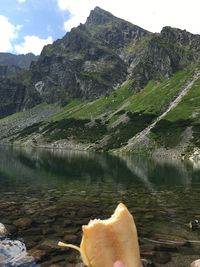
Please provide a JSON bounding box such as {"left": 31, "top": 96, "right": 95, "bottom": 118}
{"left": 0, "top": 146, "right": 200, "bottom": 267}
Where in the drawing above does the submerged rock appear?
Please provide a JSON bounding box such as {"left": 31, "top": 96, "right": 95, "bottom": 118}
{"left": 63, "top": 234, "right": 78, "bottom": 243}
{"left": 0, "top": 223, "right": 8, "bottom": 238}
{"left": 28, "top": 248, "right": 47, "bottom": 262}
{"left": 0, "top": 238, "right": 36, "bottom": 266}
{"left": 191, "top": 259, "right": 200, "bottom": 267}
{"left": 13, "top": 217, "right": 33, "bottom": 228}
{"left": 141, "top": 258, "right": 156, "bottom": 266}
{"left": 188, "top": 219, "right": 200, "bottom": 231}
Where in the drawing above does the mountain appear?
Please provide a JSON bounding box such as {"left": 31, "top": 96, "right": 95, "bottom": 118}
{"left": 0, "top": 52, "right": 38, "bottom": 78}
{"left": 1, "top": 7, "right": 200, "bottom": 111}
{"left": 0, "top": 53, "right": 38, "bottom": 118}
{"left": 29, "top": 8, "right": 200, "bottom": 104}
{"left": 30, "top": 7, "right": 150, "bottom": 104}
{"left": 0, "top": 52, "right": 38, "bottom": 68}
{"left": 0, "top": 7, "right": 200, "bottom": 159}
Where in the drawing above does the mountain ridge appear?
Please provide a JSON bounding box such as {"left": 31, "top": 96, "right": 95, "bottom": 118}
{"left": 0, "top": 7, "right": 200, "bottom": 159}
{"left": 1, "top": 7, "right": 200, "bottom": 115}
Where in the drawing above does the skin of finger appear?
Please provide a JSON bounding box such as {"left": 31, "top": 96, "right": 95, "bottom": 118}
{"left": 113, "top": 261, "right": 126, "bottom": 267}
{"left": 113, "top": 261, "right": 143, "bottom": 267}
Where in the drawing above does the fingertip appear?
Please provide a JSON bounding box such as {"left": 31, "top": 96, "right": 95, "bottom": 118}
{"left": 113, "top": 261, "right": 125, "bottom": 267}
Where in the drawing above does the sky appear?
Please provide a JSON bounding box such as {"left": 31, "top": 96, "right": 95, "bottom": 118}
{"left": 0, "top": 0, "right": 199, "bottom": 55}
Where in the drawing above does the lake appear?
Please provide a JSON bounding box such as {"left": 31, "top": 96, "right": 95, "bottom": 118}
{"left": 0, "top": 146, "right": 200, "bottom": 267}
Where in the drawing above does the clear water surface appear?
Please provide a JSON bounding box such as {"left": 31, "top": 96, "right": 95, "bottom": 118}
{"left": 0, "top": 146, "right": 200, "bottom": 267}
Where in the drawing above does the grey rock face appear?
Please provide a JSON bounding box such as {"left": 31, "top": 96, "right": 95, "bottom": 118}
{"left": 0, "top": 52, "right": 38, "bottom": 78}
{"left": 0, "top": 65, "right": 21, "bottom": 78}
{"left": 28, "top": 7, "right": 150, "bottom": 104}
{"left": 161, "top": 26, "right": 200, "bottom": 49}
{"left": 85, "top": 7, "right": 150, "bottom": 49}
{"left": 0, "top": 78, "right": 26, "bottom": 119}
{"left": 132, "top": 27, "right": 200, "bottom": 90}
{"left": 0, "top": 52, "right": 38, "bottom": 69}
{"left": 1, "top": 7, "right": 200, "bottom": 118}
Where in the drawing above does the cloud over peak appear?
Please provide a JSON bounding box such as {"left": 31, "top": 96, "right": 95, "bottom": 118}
{"left": 15, "top": 35, "right": 53, "bottom": 55}
{"left": 57, "top": 0, "right": 200, "bottom": 34}
{"left": 0, "top": 15, "right": 21, "bottom": 52}
{"left": 57, "top": 0, "right": 98, "bottom": 31}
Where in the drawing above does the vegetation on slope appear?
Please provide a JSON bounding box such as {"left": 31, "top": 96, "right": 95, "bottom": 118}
{"left": 125, "top": 70, "right": 193, "bottom": 115}
{"left": 70, "top": 80, "right": 134, "bottom": 119}
{"left": 151, "top": 76, "right": 200, "bottom": 149}
{"left": 0, "top": 68, "right": 199, "bottom": 155}
{"left": 164, "top": 77, "right": 200, "bottom": 122}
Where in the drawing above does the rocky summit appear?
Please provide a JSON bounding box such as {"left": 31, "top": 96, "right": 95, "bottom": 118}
{"left": 30, "top": 7, "right": 150, "bottom": 104}
{"left": 0, "top": 7, "right": 200, "bottom": 157}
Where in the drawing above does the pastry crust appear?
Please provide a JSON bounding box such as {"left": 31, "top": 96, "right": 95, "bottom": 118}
{"left": 59, "top": 203, "right": 140, "bottom": 267}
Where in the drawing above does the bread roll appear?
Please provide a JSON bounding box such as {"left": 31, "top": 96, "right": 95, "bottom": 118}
{"left": 59, "top": 203, "right": 140, "bottom": 267}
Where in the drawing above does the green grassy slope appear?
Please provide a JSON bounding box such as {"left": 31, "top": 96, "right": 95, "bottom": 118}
{"left": 151, "top": 76, "right": 200, "bottom": 149}
{"left": 47, "top": 69, "right": 192, "bottom": 123}
{"left": 0, "top": 104, "right": 59, "bottom": 125}
{"left": 0, "top": 69, "right": 199, "bottom": 154}
{"left": 165, "top": 77, "right": 200, "bottom": 122}
{"left": 125, "top": 70, "right": 192, "bottom": 115}
{"left": 68, "top": 80, "right": 134, "bottom": 119}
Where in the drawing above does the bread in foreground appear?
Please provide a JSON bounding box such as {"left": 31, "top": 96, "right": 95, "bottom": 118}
{"left": 59, "top": 203, "right": 140, "bottom": 267}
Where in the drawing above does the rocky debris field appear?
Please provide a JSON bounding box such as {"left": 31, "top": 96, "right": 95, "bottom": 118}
{"left": 0, "top": 104, "right": 60, "bottom": 142}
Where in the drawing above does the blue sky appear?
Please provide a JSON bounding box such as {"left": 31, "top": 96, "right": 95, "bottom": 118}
{"left": 1, "top": 0, "right": 68, "bottom": 42}
{"left": 0, "top": 0, "right": 71, "bottom": 54}
{"left": 0, "top": 0, "right": 199, "bottom": 55}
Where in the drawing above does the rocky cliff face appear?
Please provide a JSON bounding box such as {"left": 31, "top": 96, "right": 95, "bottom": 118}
{"left": 0, "top": 78, "right": 26, "bottom": 119}
{"left": 0, "top": 53, "right": 38, "bottom": 68}
{"left": 29, "top": 7, "right": 200, "bottom": 104}
{"left": 1, "top": 7, "right": 200, "bottom": 118}
{"left": 0, "top": 53, "right": 38, "bottom": 78}
{"left": 29, "top": 7, "right": 151, "bottom": 104}
{"left": 0, "top": 65, "right": 21, "bottom": 78}
{"left": 0, "top": 52, "right": 39, "bottom": 118}
{"left": 0, "top": 75, "right": 41, "bottom": 119}
{"left": 132, "top": 27, "right": 200, "bottom": 89}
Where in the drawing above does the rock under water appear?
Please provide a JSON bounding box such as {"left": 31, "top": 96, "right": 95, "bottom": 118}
{"left": 0, "top": 238, "right": 36, "bottom": 267}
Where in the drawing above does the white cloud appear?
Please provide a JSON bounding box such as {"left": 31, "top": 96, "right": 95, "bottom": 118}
{"left": 0, "top": 15, "right": 21, "bottom": 52}
{"left": 58, "top": 0, "right": 98, "bottom": 31}
{"left": 15, "top": 35, "right": 53, "bottom": 55}
{"left": 17, "top": 0, "right": 27, "bottom": 3}
{"left": 57, "top": 0, "right": 200, "bottom": 34}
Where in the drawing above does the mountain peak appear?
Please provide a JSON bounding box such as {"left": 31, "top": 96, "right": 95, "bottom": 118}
{"left": 86, "top": 6, "right": 116, "bottom": 26}
{"left": 160, "top": 26, "right": 200, "bottom": 47}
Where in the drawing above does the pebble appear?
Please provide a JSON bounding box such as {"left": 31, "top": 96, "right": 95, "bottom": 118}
{"left": 13, "top": 217, "right": 33, "bottom": 228}
{"left": 0, "top": 223, "right": 8, "bottom": 238}
{"left": 28, "top": 248, "right": 47, "bottom": 262}
{"left": 141, "top": 258, "right": 156, "bottom": 267}
{"left": 191, "top": 260, "right": 200, "bottom": 267}
{"left": 153, "top": 251, "right": 171, "bottom": 264}
{"left": 63, "top": 234, "right": 78, "bottom": 243}
{"left": 37, "top": 239, "right": 60, "bottom": 254}
{"left": 42, "top": 228, "right": 55, "bottom": 235}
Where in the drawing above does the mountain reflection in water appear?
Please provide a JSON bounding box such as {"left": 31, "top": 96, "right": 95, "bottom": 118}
{"left": 0, "top": 146, "right": 199, "bottom": 192}
{"left": 0, "top": 146, "right": 200, "bottom": 266}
